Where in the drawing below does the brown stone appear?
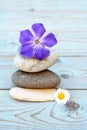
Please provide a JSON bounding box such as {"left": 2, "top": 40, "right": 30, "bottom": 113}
{"left": 12, "top": 70, "right": 61, "bottom": 89}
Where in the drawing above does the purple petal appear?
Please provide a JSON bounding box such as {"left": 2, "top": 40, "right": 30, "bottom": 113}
{"left": 42, "top": 33, "right": 57, "bottom": 47}
{"left": 32, "top": 23, "right": 46, "bottom": 38}
{"left": 19, "top": 29, "right": 34, "bottom": 44}
{"left": 20, "top": 43, "right": 34, "bottom": 58}
{"left": 34, "top": 45, "right": 50, "bottom": 60}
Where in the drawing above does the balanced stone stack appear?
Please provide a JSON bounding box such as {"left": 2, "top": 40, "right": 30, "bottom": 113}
{"left": 9, "top": 51, "right": 61, "bottom": 102}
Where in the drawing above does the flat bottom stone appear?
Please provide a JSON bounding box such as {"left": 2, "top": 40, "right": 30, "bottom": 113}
{"left": 9, "top": 87, "right": 56, "bottom": 102}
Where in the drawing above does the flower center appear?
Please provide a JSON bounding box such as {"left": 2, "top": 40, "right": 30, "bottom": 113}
{"left": 34, "top": 39, "right": 39, "bottom": 44}
{"left": 58, "top": 93, "right": 65, "bottom": 100}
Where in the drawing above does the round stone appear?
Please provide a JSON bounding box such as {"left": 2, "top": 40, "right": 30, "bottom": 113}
{"left": 9, "top": 87, "right": 56, "bottom": 102}
{"left": 12, "top": 70, "right": 61, "bottom": 89}
{"left": 13, "top": 51, "right": 58, "bottom": 72}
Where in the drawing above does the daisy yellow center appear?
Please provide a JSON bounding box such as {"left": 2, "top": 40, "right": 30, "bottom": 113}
{"left": 34, "top": 39, "right": 39, "bottom": 44}
{"left": 58, "top": 92, "right": 65, "bottom": 100}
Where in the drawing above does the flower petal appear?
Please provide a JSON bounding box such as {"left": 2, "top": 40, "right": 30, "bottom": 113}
{"left": 19, "top": 29, "right": 34, "bottom": 44}
{"left": 32, "top": 23, "right": 46, "bottom": 38}
{"left": 20, "top": 43, "right": 34, "bottom": 58}
{"left": 42, "top": 33, "right": 57, "bottom": 47}
{"left": 34, "top": 45, "right": 50, "bottom": 60}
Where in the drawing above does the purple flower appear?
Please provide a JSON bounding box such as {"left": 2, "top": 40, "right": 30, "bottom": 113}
{"left": 19, "top": 23, "right": 57, "bottom": 60}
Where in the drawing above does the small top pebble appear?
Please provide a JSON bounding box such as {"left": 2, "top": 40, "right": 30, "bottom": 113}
{"left": 14, "top": 51, "right": 58, "bottom": 73}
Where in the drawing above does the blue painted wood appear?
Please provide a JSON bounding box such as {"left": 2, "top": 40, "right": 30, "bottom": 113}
{"left": 0, "top": 0, "right": 87, "bottom": 129}
{"left": 0, "top": 0, "right": 87, "bottom": 56}
{"left": 0, "top": 90, "right": 86, "bottom": 130}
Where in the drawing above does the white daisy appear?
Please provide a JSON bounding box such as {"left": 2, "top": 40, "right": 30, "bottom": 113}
{"left": 55, "top": 88, "right": 70, "bottom": 104}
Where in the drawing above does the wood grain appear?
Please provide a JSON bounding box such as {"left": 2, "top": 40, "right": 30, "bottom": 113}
{"left": 0, "top": 90, "right": 86, "bottom": 130}
{"left": 0, "top": 0, "right": 87, "bottom": 56}
{"left": 0, "top": 0, "right": 87, "bottom": 129}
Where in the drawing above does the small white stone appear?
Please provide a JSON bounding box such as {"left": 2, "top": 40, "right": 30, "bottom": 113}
{"left": 9, "top": 87, "right": 56, "bottom": 102}
{"left": 13, "top": 51, "right": 58, "bottom": 72}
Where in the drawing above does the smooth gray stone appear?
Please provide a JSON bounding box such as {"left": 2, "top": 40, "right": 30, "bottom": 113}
{"left": 12, "top": 70, "right": 61, "bottom": 89}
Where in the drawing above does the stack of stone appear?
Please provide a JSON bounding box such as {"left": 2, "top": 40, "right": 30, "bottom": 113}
{"left": 9, "top": 51, "right": 61, "bottom": 102}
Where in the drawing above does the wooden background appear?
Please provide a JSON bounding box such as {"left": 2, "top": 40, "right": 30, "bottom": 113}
{"left": 0, "top": 0, "right": 87, "bottom": 129}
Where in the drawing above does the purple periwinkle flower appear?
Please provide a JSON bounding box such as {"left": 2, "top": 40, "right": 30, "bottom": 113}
{"left": 19, "top": 23, "right": 57, "bottom": 60}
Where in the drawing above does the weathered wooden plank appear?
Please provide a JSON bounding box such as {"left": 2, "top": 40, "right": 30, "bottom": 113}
{"left": 0, "top": 1, "right": 86, "bottom": 36}
{"left": 0, "top": 0, "right": 87, "bottom": 56}
{"left": 0, "top": 57, "right": 87, "bottom": 89}
{"left": 0, "top": 13, "right": 87, "bottom": 32}
{"left": 0, "top": 32, "right": 87, "bottom": 56}
{"left": 0, "top": 0, "right": 87, "bottom": 10}
{"left": 0, "top": 90, "right": 86, "bottom": 130}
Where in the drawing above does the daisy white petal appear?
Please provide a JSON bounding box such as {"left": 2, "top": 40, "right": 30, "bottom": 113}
{"left": 54, "top": 88, "right": 70, "bottom": 104}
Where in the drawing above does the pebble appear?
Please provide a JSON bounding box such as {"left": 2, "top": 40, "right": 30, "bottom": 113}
{"left": 12, "top": 69, "right": 61, "bottom": 89}
{"left": 13, "top": 51, "right": 58, "bottom": 72}
{"left": 9, "top": 87, "right": 56, "bottom": 102}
